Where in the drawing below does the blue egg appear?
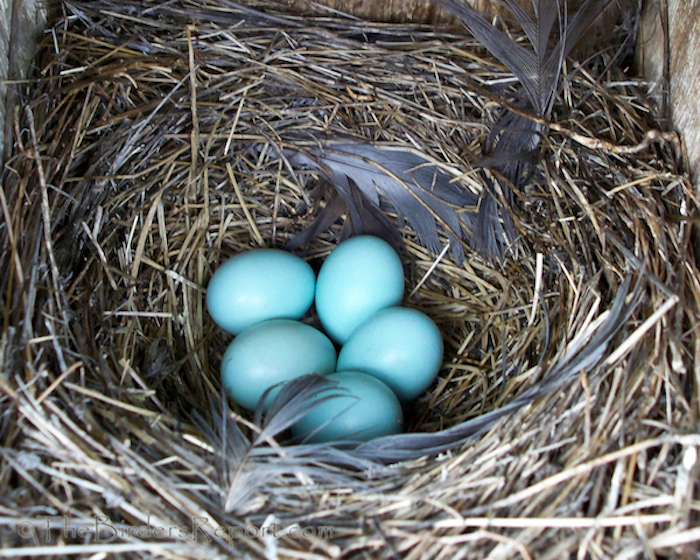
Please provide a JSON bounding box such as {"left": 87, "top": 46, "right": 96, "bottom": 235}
{"left": 315, "top": 236, "right": 404, "bottom": 344}
{"left": 337, "top": 307, "right": 443, "bottom": 402}
{"left": 221, "top": 320, "right": 336, "bottom": 410}
{"left": 206, "top": 249, "right": 315, "bottom": 334}
{"left": 292, "top": 371, "right": 403, "bottom": 443}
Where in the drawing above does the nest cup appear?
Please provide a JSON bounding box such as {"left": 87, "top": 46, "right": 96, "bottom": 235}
{"left": 1, "top": 0, "right": 699, "bottom": 557}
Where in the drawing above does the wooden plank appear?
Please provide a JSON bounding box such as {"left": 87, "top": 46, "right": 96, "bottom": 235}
{"left": 290, "top": 0, "right": 630, "bottom": 31}
{"left": 288, "top": 0, "right": 475, "bottom": 23}
{"left": 0, "top": 0, "right": 48, "bottom": 164}
{"left": 0, "top": 0, "right": 13, "bottom": 166}
{"left": 638, "top": 0, "right": 700, "bottom": 185}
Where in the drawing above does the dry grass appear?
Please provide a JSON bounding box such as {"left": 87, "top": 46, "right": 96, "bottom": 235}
{"left": 0, "top": 0, "right": 698, "bottom": 558}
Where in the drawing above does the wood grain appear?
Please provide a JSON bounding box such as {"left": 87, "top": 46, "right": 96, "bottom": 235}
{"left": 288, "top": 0, "right": 480, "bottom": 23}
{"left": 638, "top": 0, "right": 700, "bottom": 185}
{"left": 0, "top": 0, "right": 47, "bottom": 164}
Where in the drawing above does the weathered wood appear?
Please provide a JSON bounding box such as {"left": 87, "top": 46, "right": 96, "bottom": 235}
{"left": 638, "top": 0, "right": 700, "bottom": 185}
{"left": 0, "top": 0, "right": 47, "bottom": 164}
{"left": 0, "top": 0, "right": 14, "bottom": 166}
{"left": 288, "top": 0, "right": 469, "bottom": 23}
{"left": 290, "top": 0, "right": 631, "bottom": 33}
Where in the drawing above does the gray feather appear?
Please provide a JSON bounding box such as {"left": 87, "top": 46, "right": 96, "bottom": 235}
{"left": 284, "top": 141, "right": 478, "bottom": 261}
{"left": 435, "top": 0, "right": 615, "bottom": 257}
{"left": 224, "top": 278, "right": 640, "bottom": 466}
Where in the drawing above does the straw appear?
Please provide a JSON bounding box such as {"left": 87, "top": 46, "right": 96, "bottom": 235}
{"left": 0, "top": 0, "right": 697, "bottom": 558}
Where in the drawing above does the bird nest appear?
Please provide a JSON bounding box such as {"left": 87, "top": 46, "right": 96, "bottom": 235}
{"left": 1, "top": 0, "right": 699, "bottom": 558}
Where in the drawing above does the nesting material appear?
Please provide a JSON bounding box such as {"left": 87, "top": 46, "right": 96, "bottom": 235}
{"left": 1, "top": 0, "right": 699, "bottom": 558}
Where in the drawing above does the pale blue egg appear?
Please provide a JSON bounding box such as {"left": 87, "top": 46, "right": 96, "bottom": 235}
{"left": 207, "top": 249, "right": 315, "bottom": 334}
{"left": 315, "top": 236, "right": 404, "bottom": 344}
{"left": 221, "top": 320, "right": 336, "bottom": 410}
{"left": 336, "top": 307, "right": 443, "bottom": 402}
{"left": 291, "top": 371, "right": 403, "bottom": 443}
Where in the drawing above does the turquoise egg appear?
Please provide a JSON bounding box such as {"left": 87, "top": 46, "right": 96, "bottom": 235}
{"left": 315, "top": 236, "right": 404, "bottom": 344}
{"left": 221, "top": 320, "right": 336, "bottom": 410}
{"left": 336, "top": 307, "right": 443, "bottom": 402}
{"left": 206, "top": 249, "right": 315, "bottom": 334}
{"left": 292, "top": 371, "right": 403, "bottom": 443}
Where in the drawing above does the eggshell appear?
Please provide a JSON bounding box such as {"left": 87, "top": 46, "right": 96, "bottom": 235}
{"left": 221, "top": 319, "right": 336, "bottom": 410}
{"left": 291, "top": 371, "right": 403, "bottom": 443}
{"left": 315, "top": 236, "right": 404, "bottom": 343}
{"left": 207, "top": 249, "right": 315, "bottom": 334}
{"left": 336, "top": 307, "right": 443, "bottom": 402}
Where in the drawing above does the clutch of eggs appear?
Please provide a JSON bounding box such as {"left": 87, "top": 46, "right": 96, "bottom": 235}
{"left": 206, "top": 236, "right": 444, "bottom": 442}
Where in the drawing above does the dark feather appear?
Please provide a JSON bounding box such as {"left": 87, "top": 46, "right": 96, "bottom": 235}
{"left": 255, "top": 373, "right": 347, "bottom": 439}
{"left": 341, "top": 179, "right": 407, "bottom": 251}
{"left": 211, "top": 375, "right": 350, "bottom": 513}
{"left": 435, "top": 0, "right": 615, "bottom": 257}
{"left": 277, "top": 2, "right": 615, "bottom": 260}
{"left": 437, "top": 0, "right": 614, "bottom": 116}
{"left": 196, "top": 278, "right": 641, "bottom": 502}
{"left": 286, "top": 180, "right": 405, "bottom": 255}
{"left": 283, "top": 141, "right": 478, "bottom": 262}
{"left": 224, "top": 277, "right": 641, "bottom": 466}
{"left": 348, "top": 275, "right": 642, "bottom": 463}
